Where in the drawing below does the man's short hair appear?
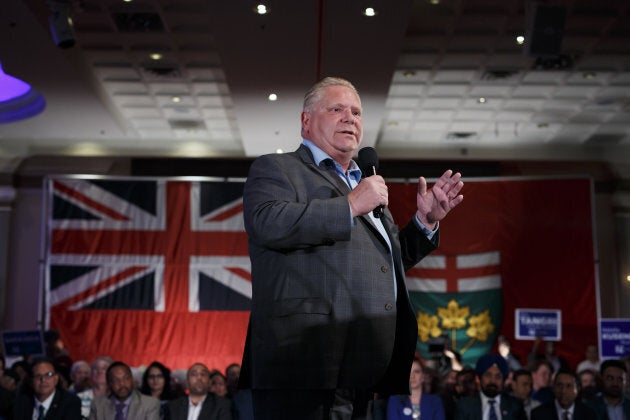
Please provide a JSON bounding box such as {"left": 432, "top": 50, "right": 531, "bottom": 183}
{"left": 303, "top": 77, "right": 360, "bottom": 112}
{"left": 600, "top": 359, "right": 627, "bottom": 375}
{"left": 512, "top": 369, "right": 532, "bottom": 382}
{"left": 106, "top": 361, "right": 131, "bottom": 382}
{"left": 554, "top": 368, "right": 579, "bottom": 388}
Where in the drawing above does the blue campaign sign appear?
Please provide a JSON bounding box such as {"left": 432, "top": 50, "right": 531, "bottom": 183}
{"left": 515, "top": 309, "right": 562, "bottom": 340}
{"left": 1, "top": 330, "right": 45, "bottom": 357}
{"left": 600, "top": 319, "right": 630, "bottom": 358}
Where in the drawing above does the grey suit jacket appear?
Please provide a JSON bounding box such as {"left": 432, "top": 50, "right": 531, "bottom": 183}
{"left": 89, "top": 389, "right": 160, "bottom": 420}
{"left": 240, "top": 144, "right": 438, "bottom": 394}
{"left": 165, "top": 394, "right": 232, "bottom": 420}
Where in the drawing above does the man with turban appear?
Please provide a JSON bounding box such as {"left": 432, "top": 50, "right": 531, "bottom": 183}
{"left": 455, "top": 354, "right": 527, "bottom": 420}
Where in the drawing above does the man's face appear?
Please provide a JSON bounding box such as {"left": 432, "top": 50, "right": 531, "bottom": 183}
{"left": 32, "top": 362, "right": 59, "bottom": 402}
{"left": 512, "top": 374, "right": 533, "bottom": 400}
{"left": 92, "top": 359, "right": 110, "bottom": 386}
{"left": 579, "top": 371, "right": 596, "bottom": 389}
{"left": 108, "top": 366, "right": 133, "bottom": 401}
{"left": 480, "top": 365, "right": 503, "bottom": 398}
{"left": 554, "top": 373, "right": 578, "bottom": 409}
{"left": 456, "top": 372, "right": 478, "bottom": 397}
{"left": 301, "top": 85, "right": 363, "bottom": 163}
{"left": 187, "top": 364, "right": 210, "bottom": 396}
{"left": 533, "top": 364, "right": 551, "bottom": 389}
{"left": 602, "top": 366, "right": 626, "bottom": 399}
{"left": 72, "top": 363, "right": 91, "bottom": 388}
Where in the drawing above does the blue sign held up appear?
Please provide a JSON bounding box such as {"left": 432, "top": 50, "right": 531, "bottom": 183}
{"left": 1, "top": 330, "right": 45, "bottom": 358}
{"left": 515, "top": 309, "right": 562, "bottom": 340}
{"left": 600, "top": 319, "right": 630, "bottom": 358}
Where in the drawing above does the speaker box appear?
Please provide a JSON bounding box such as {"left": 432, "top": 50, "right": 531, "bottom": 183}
{"left": 525, "top": 3, "right": 566, "bottom": 57}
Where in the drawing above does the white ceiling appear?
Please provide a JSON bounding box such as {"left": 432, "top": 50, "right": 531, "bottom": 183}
{"left": 1, "top": 0, "right": 630, "bottom": 176}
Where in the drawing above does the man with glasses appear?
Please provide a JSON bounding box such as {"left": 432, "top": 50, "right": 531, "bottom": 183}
{"left": 14, "top": 358, "right": 82, "bottom": 419}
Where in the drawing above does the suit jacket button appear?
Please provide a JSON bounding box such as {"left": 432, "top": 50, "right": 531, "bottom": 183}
{"left": 385, "top": 302, "right": 394, "bottom": 311}
{"left": 380, "top": 265, "right": 388, "bottom": 273}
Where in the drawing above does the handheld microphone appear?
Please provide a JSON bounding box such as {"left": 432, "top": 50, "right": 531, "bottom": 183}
{"left": 357, "top": 147, "right": 384, "bottom": 218}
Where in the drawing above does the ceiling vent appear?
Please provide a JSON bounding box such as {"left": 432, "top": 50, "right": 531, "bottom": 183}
{"left": 112, "top": 13, "right": 165, "bottom": 32}
{"left": 446, "top": 132, "right": 477, "bottom": 140}
{"left": 140, "top": 65, "right": 183, "bottom": 80}
{"left": 168, "top": 120, "right": 206, "bottom": 130}
{"left": 481, "top": 69, "right": 519, "bottom": 81}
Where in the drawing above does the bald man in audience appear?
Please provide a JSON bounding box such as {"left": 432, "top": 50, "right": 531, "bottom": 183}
{"left": 166, "top": 363, "right": 232, "bottom": 420}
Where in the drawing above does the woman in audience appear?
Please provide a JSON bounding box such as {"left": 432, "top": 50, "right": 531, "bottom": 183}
{"left": 387, "top": 356, "right": 446, "bottom": 420}
{"left": 140, "top": 361, "right": 177, "bottom": 418}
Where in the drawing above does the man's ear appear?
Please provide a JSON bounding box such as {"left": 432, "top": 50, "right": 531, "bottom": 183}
{"left": 301, "top": 111, "right": 310, "bottom": 132}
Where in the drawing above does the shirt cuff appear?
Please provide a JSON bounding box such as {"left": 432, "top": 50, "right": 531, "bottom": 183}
{"left": 414, "top": 213, "right": 438, "bottom": 240}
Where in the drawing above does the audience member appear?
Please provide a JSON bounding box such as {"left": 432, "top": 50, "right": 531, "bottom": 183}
{"left": 455, "top": 367, "right": 478, "bottom": 399}
{"left": 165, "top": 363, "right": 232, "bottom": 420}
{"left": 90, "top": 361, "right": 160, "bottom": 419}
{"left": 68, "top": 360, "right": 91, "bottom": 393}
{"left": 210, "top": 370, "right": 228, "bottom": 398}
{"left": 14, "top": 358, "right": 82, "bottom": 419}
{"left": 511, "top": 369, "right": 541, "bottom": 420}
{"left": 225, "top": 364, "right": 240, "bottom": 397}
{"left": 387, "top": 356, "right": 446, "bottom": 419}
{"left": 587, "top": 359, "right": 630, "bottom": 420}
{"left": 141, "top": 361, "right": 177, "bottom": 418}
{"left": 576, "top": 345, "right": 600, "bottom": 374}
{"left": 1, "top": 369, "right": 19, "bottom": 393}
{"left": 528, "top": 338, "right": 569, "bottom": 374}
{"left": 577, "top": 369, "right": 598, "bottom": 403}
{"left": 531, "top": 369, "right": 595, "bottom": 420}
{"left": 76, "top": 356, "right": 112, "bottom": 419}
{"left": 531, "top": 360, "right": 555, "bottom": 404}
{"left": 455, "top": 354, "right": 525, "bottom": 420}
{"left": 498, "top": 336, "right": 523, "bottom": 372}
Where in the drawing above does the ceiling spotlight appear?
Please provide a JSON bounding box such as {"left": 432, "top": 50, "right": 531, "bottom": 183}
{"left": 626, "top": 275, "right": 630, "bottom": 282}
{"left": 171, "top": 96, "right": 181, "bottom": 103}
{"left": 428, "top": 0, "right": 440, "bottom": 4}
{"left": 276, "top": 148, "right": 284, "bottom": 154}
{"left": 48, "top": 0, "right": 76, "bottom": 49}
{"left": 583, "top": 72, "right": 596, "bottom": 79}
{"left": 150, "top": 53, "right": 163, "bottom": 60}
{"left": 268, "top": 93, "right": 278, "bottom": 101}
{"left": 254, "top": 4, "right": 269, "bottom": 15}
{"left": 123, "top": 0, "right": 133, "bottom": 2}
{"left": 516, "top": 35, "right": 525, "bottom": 45}
{"left": 364, "top": 7, "right": 376, "bottom": 17}
{"left": 403, "top": 70, "right": 416, "bottom": 78}
{"left": 477, "top": 97, "right": 487, "bottom": 104}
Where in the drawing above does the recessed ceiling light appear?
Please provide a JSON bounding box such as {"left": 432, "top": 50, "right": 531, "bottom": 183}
{"left": 276, "top": 148, "right": 284, "bottom": 154}
{"left": 626, "top": 275, "right": 630, "bottom": 282}
{"left": 583, "top": 72, "right": 596, "bottom": 79}
{"left": 254, "top": 4, "right": 269, "bottom": 15}
{"left": 477, "top": 97, "right": 487, "bottom": 104}
{"left": 403, "top": 70, "right": 416, "bottom": 78}
{"left": 428, "top": 0, "right": 440, "bottom": 4}
{"left": 123, "top": 0, "right": 133, "bottom": 3}
{"left": 171, "top": 96, "right": 181, "bottom": 103}
{"left": 149, "top": 53, "right": 163, "bottom": 60}
{"left": 364, "top": 7, "right": 376, "bottom": 17}
{"left": 268, "top": 93, "right": 278, "bottom": 101}
{"left": 516, "top": 35, "right": 525, "bottom": 45}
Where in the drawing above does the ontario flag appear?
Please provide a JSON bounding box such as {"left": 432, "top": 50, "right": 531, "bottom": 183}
{"left": 406, "top": 251, "right": 502, "bottom": 367}
{"left": 45, "top": 178, "right": 251, "bottom": 371}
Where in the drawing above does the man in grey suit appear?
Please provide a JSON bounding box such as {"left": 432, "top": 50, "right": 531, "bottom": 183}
{"left": 239, "top": 77, "right": 464, "bottom": 419}
{"left": 90, "top": 361, "right": 160, "bottom": 420}
{"left": 165, "top": 363, "right": 232, "bottom": 420}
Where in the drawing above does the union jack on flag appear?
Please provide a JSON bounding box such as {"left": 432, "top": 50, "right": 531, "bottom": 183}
{"left": 45, "top": 177, "right": 251, "bottom": 370}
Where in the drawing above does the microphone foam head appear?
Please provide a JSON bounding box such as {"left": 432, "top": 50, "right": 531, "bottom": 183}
{"left": 358, "top": 147, "right": 379, "bottom": 172}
